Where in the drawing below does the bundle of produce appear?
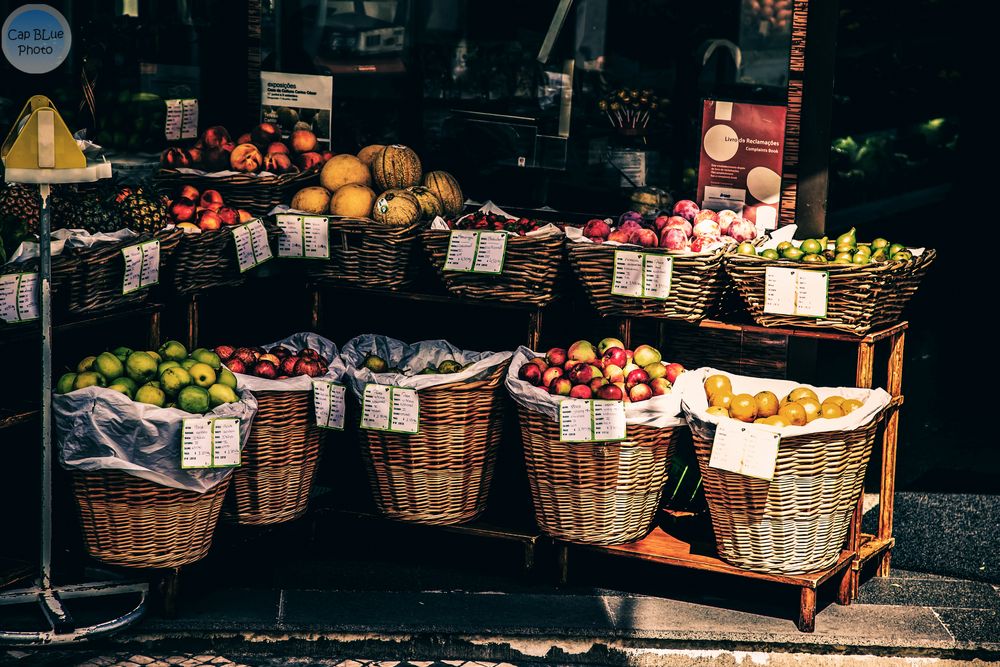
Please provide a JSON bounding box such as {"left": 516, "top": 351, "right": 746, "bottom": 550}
{"left": 674, "top": 368, "right": 893, "bottom": 574}
{"left": 567, "top": 200, "right": 765, "bottom": 321}
{"left": 422, "top": 202, "right": 567, "bottom": 305}
{"left": 506, "top": 337, "right": 686, "bottom": 545}
{"left": 54, "top": 340, "right": 258, "bottom": 569}
{"left": 214, "top": 333, "right": 345, "bottom": 525}
{"left": 725, "top": 225, "right": 936, "bottom": 334}
{"left": 156, "top": 124, "right": 328, "bottom": 214}
{"left": 341, "top": 334, "right": 512, "bottom": 525}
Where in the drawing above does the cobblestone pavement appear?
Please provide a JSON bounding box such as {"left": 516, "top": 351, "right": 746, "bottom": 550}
{"left": 3, "top": 653, "right": 524, "bottom": 667}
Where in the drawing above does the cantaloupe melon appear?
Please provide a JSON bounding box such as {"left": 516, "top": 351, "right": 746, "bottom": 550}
{"left": 422, "top": 171, "right": 463, "bottom": 217}
{"left": 291, "top": 186, "right": 331, "bottom": 214}
{"left": 406, "top": 186, "right": 444, "bottom": 220}
{"left": 357, "top": 144, "right": 385, "bottom": 167}
{"left": 372, "top": 145, "right": 422, "bottom": 191}
{"left": 371, "top": 189, "right": 421, "bottom": 226}
{"left": 329, "top": 184, "right": 376, "bottom": 218}
{"left": 320, "top": 154, "right": 371, "bottom": 191}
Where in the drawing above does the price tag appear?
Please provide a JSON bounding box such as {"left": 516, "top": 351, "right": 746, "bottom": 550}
{"left": 0, "top": 272, "right": 39, "bottom": 323}
{"left": 612, "top": 251, "right": 673, "bottom": 299}
{"left": 165, "top": 99, "right": 199, "bottom": 141}
{"left": 181, "top": 417, "right": 242, "bottom": 469}
{"left": 764, "top": 267, "right": 828, "bottom": 318}
{"left": 360, "top": 384, "right": 419, "bottom": 434}
{"left": 708, "top": 420, "right": 781, "bottom": 481}
{"left": 180, "top": 99, "right": 199, "bottom": 139}
{"left": 121, "top": 240, "right": 160, "bottom": 294}
{"left": 559, "top": 399, "right": 627, "bottom": 443}
{"left": 444, "top": 230, "right": 506, "bottom": 274}
{"left": 231, "top": 219, "right": 272, "bottom": 272}
{"left": 312, "top": 379, "right": 346, "bottom": 430}
{"left": 278, "top": 214, "right": 330, "bottom": 259}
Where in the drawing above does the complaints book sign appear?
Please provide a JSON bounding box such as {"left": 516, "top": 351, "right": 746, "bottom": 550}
{"left": 3, "top": 5, "right": 71, "bottom": 74}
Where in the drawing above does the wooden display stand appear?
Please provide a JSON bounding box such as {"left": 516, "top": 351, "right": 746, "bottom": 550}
{"left": 555, "top": 318, "right": 907, "bottom": 632}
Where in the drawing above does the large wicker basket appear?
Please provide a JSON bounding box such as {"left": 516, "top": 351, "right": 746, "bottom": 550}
{"left": 517, "top": 405, "right": 679, "bottom": 545}
{"left": 170, "top": 222, "right": 278, "bottom": 294}
{"left": 568, "top": 242, "right": 729, "bottom": 322}
{"left": 359, "top": 363, "right": 508, "bottom": 525}
{"left": 155, "top": 168, "right": 320, "bottom": 216}
{"left": 421, "top": 229, "right": 564, "bottom": 305}
{"left": 690, "top": 413, "right": 885, "bottom": 574}
{"left": 66, "top": 229, "right": 183, "bottom": 314}
{"left": 307, "top": 217, "right": 421, "bottom": 290}
{"left": 725, "top": 250, "right": 936, "bottom": 335}
{"left": 227, "top": 390, "right": 321, "bottom": 525}
{"left": 72, "top": 471, "right": 229, "bottom": 569}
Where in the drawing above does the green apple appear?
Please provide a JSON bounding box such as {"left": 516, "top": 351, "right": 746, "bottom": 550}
{"left": 76, "top": 356, "right": 96, "bottom": 373}
{"left": 644, "top": 362, "right": 667, "bottom": 380}
{"left": 144, "top": 350, "right": 162, "bottom": 363}
{"left": 125, "top": 351, "right": 159, "bottom": 384}
{"left": 107, "top": 382, "right": 134, "bottom": 399}
{"left": 177, "top": 385, "right": 210, "bottom": 414}
{"left": 161, "top": 367, "right": 193, "bottom": 396}
{"left": 597, "top": 337, "right": 625, "bottom": 356}
{"left": 56, "top": 372, "right": 77, "bottom": 394}
{"left": 158, "top": 340, "right": 188, "bottom": 362}
{"left": 143, "top": 380, "right": 161, "bottom": 390}
{"left": 188, "top": 362, "right": 216, "bottom": 388}
{"left": 437, "top": 359, "right": 461, "bottom": 374}
{"left": 217, "top": 367, "right": 237, "bottom": 390}
{"left": 208, "top": 383, "right": 239, "bottom": 407}
{"left": 73, "top": 371, "right": 106, "bottom": 390}
{"left": 191, "top": 348, "right": 222, "bottom": 370}
{"left": 94, "top": 352, "right": 124, "bottom": 381}
{"left": 134, "top": 384, "right": 166, "bottom": 408}
{"left": 111, "top": 346, "right": 133, "bottom": 363}
{"left": 158, "top": 360, "right": 181, "bottom": 375}
{"left": 633, "top": 344, "right": 661, "bottom": 367}
{"left": 180, "top": 358, "right": 198, "bottom": 371}
{"left": 113, "top": 377, "right": 137, "bottom": 394}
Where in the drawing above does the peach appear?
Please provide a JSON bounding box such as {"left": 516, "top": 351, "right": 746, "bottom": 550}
{"left": 321, "top": 151, "right": 334, "bottom": 162}
{"left": 186, "top": 146, "right": 202, "bottom": 165}
{"left": 178, "top": 184, "right": 200, "bottom": 201}
{"left": 296, "top": 151, "right": 324, "bottom": 171}
{"left": 237, "top": 209, "right": 254, "bottom": 223}
{"left": 216, "top": 206, "right": 239, "bottom": 226}
{"left": 230, "top": 143, "right": 263, "bottom": 172}
{"left": 169, "top": 197, "right": 197, "bottom": 223}
{"left": 291, "top": 130, "right": 318, "bottom": 153}
{"left": 200, "top": 125, "right": 231, "bottom": 150}
{"left": 202, "top": 146, "right": 231, "bottom": 171}
{"left": 160, "top": 147, "right": 189, "bottom": 168}
{"left": 266, "top": 142, "right": 290, "bottom": 155}
{"left": 237, "top": 133, "right": 252, "bottom": 145}
{"left": 251, "top": 123, "right": 281, "bottom": 147}
{"left": 629, "top": 228, "right": 659, "bottom": 247}
{"left": 263, "top": 152, "right": 294, "bottom": 174}
{"left": 197, "top": 209, "right": 222, "bottom": 231}
{"left": 199, "top": 190, "right": 224, "bottom": 211}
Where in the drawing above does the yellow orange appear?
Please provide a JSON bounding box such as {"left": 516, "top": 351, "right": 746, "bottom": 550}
{"left": 821, "top": 403, "right": 845, "bottom": 419}
{"left": 704, "top": 374, "right": 732, "bottom": 399}
{"left": 788, "top": 386, "right": 819, "bottom": 403}
{"left": 841, "top": 398, "right": 863, "bottom": 414}
{"left": 754, "top": 391, "right": 779, "bottom": 417}
{"left": 796, "top": 397, "right": 822, "bottom": 422}
{"left": 709, "top": 391, "right": 734, "bottom": 409}
{"left": 822, "top": 395, "right": 845, "bottom": 407}
{"left": 706, "top": 406, "right": 730, "bottom": 418}
{"left": 729, "top": 393, "right": 757, "bottom": 423}
{"left": 778, "top": 402, "right": 807, "bottom": 426}
{"left": 766, "top": 415, "right": 790, "bottom": 428}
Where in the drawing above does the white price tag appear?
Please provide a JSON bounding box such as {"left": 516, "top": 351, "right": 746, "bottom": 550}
{"left": 612, "top": 251, "right": 672, "bottom": 299}
{"left": 121, "top": 240, "right": 160, "bottom": 294}
{"left": 247, "top": 219, "right": 273, "bottom": 264}
{"left": 708, "top": 420, "right": 781, "bottom": 481}
{"left": 232, "top": 219, "right": 272, "bottom": 272}
{"left": 276, "top": 215, "right": 304, "bottom": 258}
{"left": 277, "top": 215, "right": 330, "bottom": 259}
{"left": 360, "top": 384, "right": 419, "bottom": 434}
{"left": 444, "top": 230, "right": 506, "bottom": 274}
{"left": 312, "top": 380, "right": 346, "bottom": 430}
{"left": 165, "top": 99, "right": 199, "bottom": 141}
{"left": 0, "top": 273, "right": 39, "bottom": 323}
{"left": 764, "top": 267, "right": 828, "bottom": 318}
{"left": 181, "top": 417, "right": 242, "bottom": 469}
{"left": 180, "top": 99, "right": 199, "bottom": 139}
{"left": 559, "top": 399, "right": 626, "bottom": 443}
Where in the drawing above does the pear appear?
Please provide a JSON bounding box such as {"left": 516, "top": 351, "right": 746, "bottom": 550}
{"left": 835, "top": 227, "right": 857, "bottom": 248}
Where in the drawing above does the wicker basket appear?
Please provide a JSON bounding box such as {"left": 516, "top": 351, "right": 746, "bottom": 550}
{"left": 421, "top": 229, "right": 564, "bottom": 305}
{"left": 72, "top": 471, "right": 229, "bottom": 569}
{"left": 170, "top": 222, "right": 278, "bottom": 294}
{"left": 568, "top": 242, "right": 729, "bottom": 322}
{"left": 517, "top": 405, "right": 679, "bottom": 545}
{"left": 155, "top": 168, "right": 320, "bottom": 216}
{"left": 691, "top": 415, "right": 883, "bottom": 574}
{"left": 307, "top": 217, "right": 421, "bottom": 290}
{"left": 227, "top": 390, "right": 321, "bottom": 525}
{"left": 65, "top": 229, "right": 183, "bottom": 314}
{"left": 359, "top": 363, "right": 508, "bottom": 525}
{"left": 725, "top": 250, "right": 936, "bottom": 335}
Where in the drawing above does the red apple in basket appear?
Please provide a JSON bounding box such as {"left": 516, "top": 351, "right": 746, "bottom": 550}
{"left": 169, "top": 197, "right": 197, "bottom": 223}
{"left": 545, "top": 348, "right": 567, "bottom": 367}
{"left": 226, "top": 358, "right": 247, "bottom": 374}
{"left": 258, "top": 353, "right": 281, "bottom": 367}
{"left": 528, "top": 358, "right": 548, "bottom": 372}
{"left": 629, "top": 383, "right": 653, "bottom": 402}
{"left": 518, "top": 363, "right": 543, "bottom": 386}
{"left": 569, "top": 364, "right": 602, "bottom": 385}
{"left": 588, "top": 377, "right": 608, "bottom": 393}
{"left": 294, "top": 358, "right": 324, "bottom": 378}
{"left": 300, "top": 348, "right": 320, "bottom": 361}
{"left": 297, "top": 152, "right": 324, "bottom": 170}
{"left": 541, "top": 366, "right": 564, "bottom": 388}
{"left": 197, "top": 210, "right": 222, "bottom": 231}
{"left": 199, "top": 190, "right": 225, "bottom": 212}
{"left": 603, "top": 364, "right": 625, "bottom": 384}
{"left": 549, "top": 377, "right": 572, "bottom": 396}
{"left": 216, "top": 206, "right": 240, "bottom": 226}
{"left": 214, "top": 345, "right": 236, "bottom": 361}
{"left": 178, "top": 185, "right": 200, "bottom": 202}
{"left": 253, "top": 360, "right": 278, "bottom": 379}
{"left": 626, "top": 368, "right": 650, "bottom": 390}
{"left": 232, "top": 348, "right": 258, "bottom": 366}
{"left": 569, "top": 384, "right": 593, "bottom": 399}
{"left": 650, "top": 377, "right": 671, "bottom": 396}
{"left": 664, "top": 363, "right": 685, "bottom": 384}
{"left": 251, "top": 123, "right": 281, "bottom": 148}
{"left": 280, "top": 356, "right": 299, "bottom": 376}
{"left": 596, "top": 384, "right": 624, "bottom": 401}
{"left": 601, "top": 347, "right": 628, "bottom": 369}
{"left": 269, "top": 346, "right": 291, "bottom": 358}
{"left": 201, "top": 125, "right": 232, "bottom": 150}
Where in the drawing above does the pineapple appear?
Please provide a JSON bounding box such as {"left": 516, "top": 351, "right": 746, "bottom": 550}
{"left": 52, "top": 184, "right": 121, "bottom": 234}
{"left": 0, "top": 183, "right": 41, "bottom": 235}
{"left": 115, "top": 188, "right": 168, "bottom": 234}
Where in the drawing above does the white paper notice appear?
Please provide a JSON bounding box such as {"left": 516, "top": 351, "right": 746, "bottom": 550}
{"left": 361, "top": 384, "right": 419, "bottom": 433}
{"left": 180, "top": 99, "right": 199, "bottom": 139}
{"left": 709, "top": 420, "right": 781, "bottom": 481}
{"left": 388, "top": 387, "right": 419, "bottom": 433}
{"left": 312, "top": 380, "right": 346, "bottom": 430}
{"left": 642, "top": 254, "right": 673, "bottom": 299}
{"left": 444, "top": 230, "right": 477, "bottom": 271}
{"left": 276, "top": 215, "right": 305, "bottom": 258}
{"left": 165, "top": 99, "right": 199, "bottom": 141}
{"left": 121, "top": 240, "right": 160, "bottom": 294}
{"left": 361, "top": 384, "right": 392, "bottom": 431}
{"left": 302, "top": 216, "right": 330, "bottom": 259}
{"left": 181, "top": 417, "right": 241, "bottom": 469}
{"left": 0, "top": 273, "right": 39, "bottom": 323}
{"left": 612, "top": 251, "right": 672, "bottom": 299}
{"left": 473, "top": 232, "right": 506, "bottom": 274}
{"left": 764, "top": 267, "right": 828, "bottom": 318}
{"left": 560, "top": 399, "right": 627, "bottom": 442}
{"left": 231, "top": 224, "right": 257, "bottom": 272}
{"left": 247, "top": 219, "right": 273, "bottom": 264}
{"left": 612, "top": 251, "right": 644, "bottom": 297}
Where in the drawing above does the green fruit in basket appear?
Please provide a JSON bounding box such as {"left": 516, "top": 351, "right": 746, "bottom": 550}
{"left": 145, "top": 350, "right": 162, "bottom": 363}
{"left": 891, "top": 250, "right": 913, "bottom": 261}
{"left": 761, "top": 249, "right": 780, "bottom": 260}
{"left": 781, "top": 246, "right": 804, "bottom": 262}
{"left": 218, "top": 367, "right": 238, "bottom": 390}
{"left": 208, "top": 383, "right": 239, "bottom": 407}
{"left": 854, "top": 245, "right": 872, "bottom": 257}
{"left": 158, "top": 361, "right": 180, "bottom": 375}
{"left": 159, "top": 340, "right": 188, "bottom": 362}
{"left": 888, "top": 243, "right": 906, "bottom": 256}
{"left": 799, "top": 239, "right": 823, "bottom": 255}
{"left": 736, "top": 241, "right": 757, "bottom": 256}
{"left": 56, "top": 373, "right": 77, "bottom": 394}
{"left": 191, "top": 348, "right": 221, "bottom": 370}
{"left": 363, "top": 354, "right": 388, "bottom": 373}
{"left": 135, "top": 384, "right": 166, "bottom": 408}
{"left": 437, "top": 359, "right": 462, "bottom": 374}
{"left": 180, "top": 358, "right": 198, "bottom": 371}
{"left": 802, "top": 253, "right": 827, "bottom": 263}
{"left": 94, "top": 352, "right": 124, "bottom": 381}
{"left": 189, "top": 363, "right": 217, "bottom": 388}
{"left": 112, "top": 346, "right": 133, "bottom": 363}
{"left": 418, "top": 365, "right": 438, "bottom": 375}
{"left": 73, "top": 371, "right": 106, "bottom": 390}
{"left": 76, "top": 356, "right": 96, "bottom": 373}
{"left": 776, "top": 241, "right": 793, "bottom": 253}
{"left": 851, "top": 252, "right": 871, "bottom": 265}
{"left": 177, "top": 385, "right": 211, "bottom": 413}
{"left": 834, "top": 252, "right": 854, "bottom": 264}
{"left": 161, "top": 367, "right": 193, "bottom": 396}
{"left": 835, "top": 242, "right": 855, "bottom": 254}
{"left": 126, "top": 351, "right": 159, "bottom": 384}
{"left": 872, "top": 238, "right": 890, "bottom": 250}
{"left": 107, "top": 382, "right": 134, "bottom": 399}
{"left": 114, "top": 377, "right": 137, "bottom": 394}
{"left": 835, "top": 227, "right": 857, "bottom": 248}
{"left": 871, "top": 248, "right": 888, "bottom": 262}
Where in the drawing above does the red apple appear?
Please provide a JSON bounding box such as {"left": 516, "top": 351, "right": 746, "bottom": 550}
{"left": 178, "top": 185, "right": 200, "bottom": 202}
{"left": 563, "top": 359, "right": 582, "bottom": 374}
{"left": 664, "top": 363, "right": 685, "bottom": 384}
{"left": 549, "top": 377, "right": 572, "bottom": 396}
{"left": 169, "top": 197, "right": 197, "bottom": 223}
{"left": 232, "top": 348, "right": 258, "bottom": 366}
{"left": 216, "top": 206, "right": 239, "bottom": 226}
{"left": 625, "top": 368, "right": 650, "bottom": 389}
{"left": 528, "top": 357, "right": 548, "bottom": 372}
{"left": 607, "top": 229, "right": 632, "bottom": 244}
{"left": 693, "top": 209, "right": 720, "bottom": 225}
{"left": 291, "top": 129, "right": 318, "bottom": 153}
{"left": 186, "top": 146, "right": 203, "bottom": 165}
{"left": 650, "top": 377, "right": 671, "bottom": 396}
{"left": 253, "top": 360, "right": 278, "bottom": 379}
{"left": 588, "top": 377, "right": 609, "bottom": 393}
{"left": 237, "top": 209, "right": 254, "bottom": 223}
{"left": 518, "top": 363, "right": 543, "bottom": 386}
{"left": 652, "top": 215, "right": 671, "bottom": 233}
{"left": 258, "top": 353, "right": 281, "bottom": 367}
{"left": 541, "top": 366, "right": 564, "bottom": 388}
{"left": 597, "top": 338, "right": 625, "bottom": 355}
{"left": 718, "top": 209, "right": 740, "bottom": 235}
{"left": 568, "top": 340, "right": 597, "bottom": 364}
{"left": 293, "top": 358, "right": 323, "bottom": 377}
{"left": 225, "top": 358, "right": 246, "bottom": 374}
{"left": 665, "top": 216, "right": 693, "bottom": 237}
{"left": 625, "top": 349, "right": 634, "bottom": 364}
{"left": 569, "top": 384, "right": 593, "bottom": 399}
{"left": 280, "top": 356, "right": 299, "bottom": 376}
{"left": 693, "top": 219, "right": 721, "bottom": 238}
{"left": 263, "top": 152, "right": 295, "bottom": 174}
{"left": 321, "top": 151, "right": 334, "bottom": 162}
{"left": 236, "top": 132, "right": 252, "bottom": 145}
{"left": 251, "top": 123, "right": 281, "bottom": 148}
{"left": 601, "top": 347, "right": 628, "bottom": 369}
{"left": 300, "top": 348, "right": 320, "bottom": 361}
{"left": 214, "top": 345, "right": 236, "bottom": 361}
{"left": 596, "top": 384, "right": 624, "bottom": 401}
{"left": 160, "top": 147, "right": 190, "bottom": 168}
{"left": 690, "top": 235, "right": 720, "bottom": 253}
{"left": 199, "top": 190, "right": 224, "bottom": 211}
{"left": 672, "top": 199, "right": 700, "bottom": 222}
{"left": 583, "top": 218, "right": 611, "bottom": 241}
{"left": 629, "top": 383, "right": 653, "bottom": 402}
{"left": 545, "top": 348, "right": 567, "bottom": 368}
{"left": 231, "top": 143, "right": 264, "bottom": 172}
{"left": 269, "top": 346, "right": 291, "bottom": 358}
{"left": 197, "top": 209, "right": 222, "bottom": 231}
{"left": 569, "top": 363, "right": 602, "bottom": 385}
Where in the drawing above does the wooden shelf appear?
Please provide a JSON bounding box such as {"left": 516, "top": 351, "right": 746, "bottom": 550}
{"left": 0, "top": 406, "right": 38, "bottom": 431}
{"left": 0, "top": 303, "right": 163, "bottom": 346}
{"left": 310, "top": 283, "right": 548, "bottom": 312}
{"left": 692, "top": 319, "right": 908, "bottom": 344}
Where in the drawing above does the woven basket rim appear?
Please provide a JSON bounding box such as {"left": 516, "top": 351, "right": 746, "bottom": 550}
{"left": 157, "top": 166, "right": 321, "bottom": 186}
{"left": 568, "top": 240, "right": 729, "bottom": 260}
{"left": 727, "top": 247, "right": 937, "bottom": 274}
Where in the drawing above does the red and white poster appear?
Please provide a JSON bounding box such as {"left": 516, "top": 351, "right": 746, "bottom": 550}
{"left": 697, "top": 100, "right": 787, "bottom": 230}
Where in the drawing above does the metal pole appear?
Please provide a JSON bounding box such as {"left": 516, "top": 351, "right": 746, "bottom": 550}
{"left": 38, "top": 183, "right": 52, "bottom": 590}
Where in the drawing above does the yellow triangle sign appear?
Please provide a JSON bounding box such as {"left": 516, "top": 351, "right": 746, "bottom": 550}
{"left": 1, "top": 95, "right": 85, "bottom": 170}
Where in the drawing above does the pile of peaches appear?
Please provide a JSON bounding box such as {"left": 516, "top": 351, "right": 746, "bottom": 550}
{"left": 160, "top": 123, "right": 333, "bottom": 176}
{"left": 166, "top": 186, "right": 255, "bottom": 232}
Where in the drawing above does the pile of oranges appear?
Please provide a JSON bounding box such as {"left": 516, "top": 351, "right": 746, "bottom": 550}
{"left": 703, "top": 374, "right": 863, "bottom": 427}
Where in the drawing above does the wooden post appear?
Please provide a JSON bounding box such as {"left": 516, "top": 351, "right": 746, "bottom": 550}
{"left": 161, "top": 567, "right": 181, "bottom": 618}
{"left": 310, "top": 287, "right": 321, "bottom": 331}
{"left": 557, "top": 544, "right": 569, "bottom": 585}
{"left": 147, "top": 310, "right": 161, "bottom": 350}
{"left": 186, "top": 294, "right": 199, "bottom": 351}
{"left": 798, "top": 586, "right": 817, "bottom": 633}
{"left": 845, "top": 340, "right": 876, "bottom": 598}
{"left": 878, "top": 330, "right": 905, "bottom": 576}
{"left": 527, "top": 309, "right": 544, "bottom": 350}
{"left": 618, "top": 318, "right": 632, "bottom": 349}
